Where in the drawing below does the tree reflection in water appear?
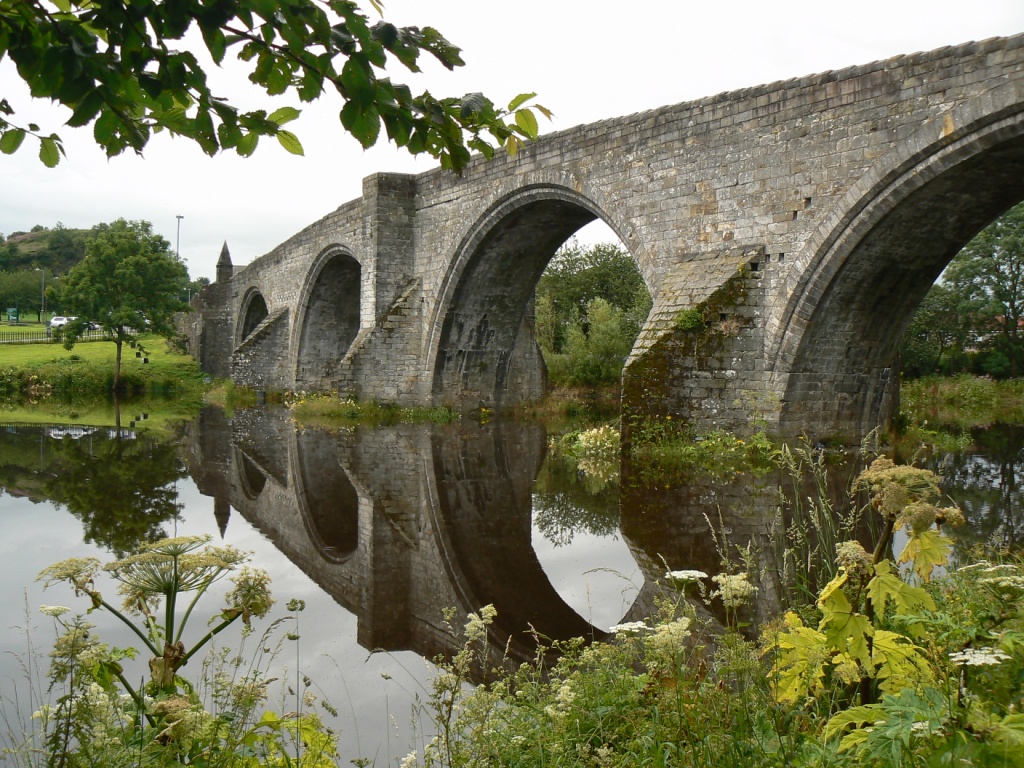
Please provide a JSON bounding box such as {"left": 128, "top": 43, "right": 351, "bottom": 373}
{"left": 45, "top": 429, "right": 186, "bottom": 556}
{"left": 934, "top": 424, "right": 1024, "bottom": 551}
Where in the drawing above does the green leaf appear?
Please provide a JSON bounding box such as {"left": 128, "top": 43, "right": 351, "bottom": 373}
{"left": 867, "top": 560, "right": 936, "bottom": 618}
{"left": 871, "top": 629, "right": 933, "bottom": 692}
{"left": 237, "top": 132, "right": 259, "bottom": 157}
{"left": 898, "top": 529, "right": 951, "bottom": 582}
{"left": 339, "top": 102, "right": 380, "bottom": 148}
{"left": 39, "top": 136, "right": 61, "bottom": 167}
{"left": 267, "top": 107, "right": 301, "bottom": 126}
{"left": 276, "top": 130, "right": 304, "bottom": 156}
{"left": 0, "top": 128, "right": 26, "bottom": 155}
{"left": 507, "top": 92, "right": 536, "bottom": 111}
{"left": 515, "top": 108, "right": 539, "bottom": 138}
{"left": 460, "top": 92, "right": 488, "bottom": 119}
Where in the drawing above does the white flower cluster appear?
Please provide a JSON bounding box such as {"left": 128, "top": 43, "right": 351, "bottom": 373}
{"left": 464, "top": 604, "right": 497, "bottom": 644}
{"left": 575, "top": 425, "right": 621, "bottom": 459}
{"left": 948, "top": 647, "right": 1011, "bottom": 667}
{"left": 712, "top": 572, "right": 757, "bottom": 609}
{"left": 646, "top": 617, "right": 692, "bottom": 655}
{"left": 39, "top": 605, "right": 71, "bottom": 617}
{"left": 609, "top": 621, "right": 648, "bottom": 635}
{"left": 665, "top": 570, "right": 708, "bottom": 583}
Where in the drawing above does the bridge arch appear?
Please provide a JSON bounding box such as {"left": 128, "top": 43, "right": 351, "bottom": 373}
{"left": 293, "top": 245, "right": 362, "bottom": 389}
{"left": 427, "top": 184, "right": 650, "bottom": 408}
{"left": 770, "top": 83, "right": 1024, "bottom": 439}
{"left": 238, "top": 288, "right": 269, "bottom": 343}
{"left": 293, "top": 429, "right": 360, "bottom": 563}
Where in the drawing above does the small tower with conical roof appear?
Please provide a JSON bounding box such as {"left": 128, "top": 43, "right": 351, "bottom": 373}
{"left": 215, "top": 241, "right": 233, "bottom": 283}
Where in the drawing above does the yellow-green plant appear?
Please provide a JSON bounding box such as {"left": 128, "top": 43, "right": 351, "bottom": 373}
{"left": 768, "top": 458, "right": 1024, "bottom": 766}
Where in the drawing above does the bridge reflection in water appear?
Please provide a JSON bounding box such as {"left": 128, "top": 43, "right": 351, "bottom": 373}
{"left": 183, "top": 407, "right": 791, "bottom": 677}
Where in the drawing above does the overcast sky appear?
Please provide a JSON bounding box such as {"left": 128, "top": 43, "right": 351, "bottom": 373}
{"left": 2, "top": 1, "right": 1023, "bottom": 280}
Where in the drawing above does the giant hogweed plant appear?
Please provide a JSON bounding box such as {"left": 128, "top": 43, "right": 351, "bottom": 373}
{"left": 22, "top": 535, "right": 339, "bottom": 767}
{"left": 768, "top": 457, "right": 1024, "bottom": 766}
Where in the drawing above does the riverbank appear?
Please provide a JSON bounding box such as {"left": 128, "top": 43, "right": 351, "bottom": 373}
{"left": 0, "top": 334, "right": 207, "bottom": 400}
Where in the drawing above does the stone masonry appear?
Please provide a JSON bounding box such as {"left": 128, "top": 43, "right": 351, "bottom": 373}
{"left": 185, "top": 34, "right": 1024, "bottom": 440}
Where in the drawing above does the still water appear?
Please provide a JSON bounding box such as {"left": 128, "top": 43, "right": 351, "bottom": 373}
{"left": 1, "top": 408, "right": 1020, "bottom": 763}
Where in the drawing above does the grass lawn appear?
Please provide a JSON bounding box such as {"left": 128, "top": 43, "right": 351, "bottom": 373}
{"left": 0, "top": 334, "right": 196, "bottom": 375}
{"left": 0, "top": 335, "right": 209, "bottom": 432}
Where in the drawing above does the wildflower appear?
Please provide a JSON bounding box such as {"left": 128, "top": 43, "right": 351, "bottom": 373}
{"left": 555, "top": 681, "right": 576, "bottom": 710}
{"left": 835, "top": 541, "right": 872, "bottom": 582}
{"left": 665, "top": 569, "right": 708, "bottom": 583}
{"left": 646, "top": 617, "right": 692, "bottom": 654}
{"left": 225, "top": 567, "right": 274, "bottom": 625}
{"left": 39, "top": 605, "right": 71, "bottom": 617}
{"left": 37, "top": 557, "right": 100, "bottom": 591}
{"left": 712, "top": 572, "right": 757, "bottom": 609}
{"left": 400, "top": 751, "right": 418, "bottom": 768}
{"left": 609, "top": 621, "right": 648, "bottom": 635}
{"left": 464, "top": 604, "right": 497, "bottom": 644}
{"left": 948, "top": 647, "right": 1011, "bottom": 666}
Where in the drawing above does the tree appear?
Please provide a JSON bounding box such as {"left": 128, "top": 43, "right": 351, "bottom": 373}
{"left": 0, "top": 0, "right": 548, "bottom": 171}
{"left": 899, "top": 283, "right": 970, "bottom": 377}
{"left": 942, "top": 203, "right": 1024, "bottom": 377}
{"left": 534, "top": 240, "right": 651, "bottom": 386}
{"left": 58, "top": 219, "right": 190, "bottom": 390}
{"left": 901, "top": 202, "right": 1024, "bottom": 379}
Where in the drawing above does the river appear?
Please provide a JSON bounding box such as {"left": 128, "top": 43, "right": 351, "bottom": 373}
{"left": 1, "top": 408, "right": 1019, "bottom": 764}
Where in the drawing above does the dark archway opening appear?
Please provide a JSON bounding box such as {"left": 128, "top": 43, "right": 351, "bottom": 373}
{"left": 296, "top": 430, "right": 359, "bottom": 562}
{"left": 240, "top": 292, "right": 269, "bottom": 340}
{"left": 296, "top": 252, "right": 361, "bottom": 388}
{"left": 433, "top": 196, "right": 649, "bottom": 409}
{"left": 780, "top": 133, "right": 1024, "bottom": 440}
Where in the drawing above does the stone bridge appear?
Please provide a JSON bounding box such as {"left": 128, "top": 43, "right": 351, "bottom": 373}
{"left": 185, "top": 34, "right": 1024, "bottom": 440}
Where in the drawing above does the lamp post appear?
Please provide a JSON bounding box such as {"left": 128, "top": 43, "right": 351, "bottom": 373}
{"left": 35, "top": 267, "right": 45, "bottom": 323}
{"left": 175, "top": 214, "right": 184, "bottom": 260}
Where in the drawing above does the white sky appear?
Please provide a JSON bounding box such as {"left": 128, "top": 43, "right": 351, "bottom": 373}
{"left": 2, "top": 1, "right": 1023, "bottom": 281}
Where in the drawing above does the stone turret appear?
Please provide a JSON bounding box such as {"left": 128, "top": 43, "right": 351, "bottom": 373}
{"left": 215, "top": 242, "right": 234, "bottom": 283}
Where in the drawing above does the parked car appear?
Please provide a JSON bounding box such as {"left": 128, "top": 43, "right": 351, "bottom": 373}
{"left": 48, "top": 316, "right": 77, "bottom": 328}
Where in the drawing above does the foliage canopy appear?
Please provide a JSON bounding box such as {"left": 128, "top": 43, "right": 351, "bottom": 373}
{"left": 58, "top": 218, "right": 190, "bottom": 389}
{"left": 902, "top": 202, "right": 1024, "bottom": 378}
{"left": 0, "top": 0, "right": 549, "bottom": 170}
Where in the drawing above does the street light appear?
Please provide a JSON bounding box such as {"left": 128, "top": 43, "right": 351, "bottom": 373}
{"left": 35, "top": 267, "right": 45, "bottom": 323}
{"left": 175, "top": 214, "right": 184, "bottom": 260}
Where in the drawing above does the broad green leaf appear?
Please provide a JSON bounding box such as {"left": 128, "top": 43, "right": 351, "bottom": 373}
{"left": 769, "top": 625, "right": 829, "bottom": 702}
{"left": 871, "top": 629, "right": 934, "bottom": 692}
{"left": 237, "top": 132, "right": 259, "bottom": 157}
{"left": 507, "top": 92, "right": 536, "bottom": 111}
{"left": 898, "top": 528, "right": 951, "bottom": 582}
{"left": 460, "top": 92, "right": 488, "bottom": 119}
{"left": 515, "top": 108, "right": 539, "bottom": 138}
{"left": 825, "top": 703, "right": 880, "bottom": 741}
{"left": 0, "top": 128, "right": 26, "bottom": 154}
{"left": 867, "top": 560, "right": 936, "bottom": 618}
{"left": 268, "top": 106, "right": 301, "bottom": 126}
{"left": 276, "top": 130, "right": 304, "bottom": 156}
{"left": 994, "top": 713, "right": 1024, "bottom": 748}
{"left": 39, "top": 136, "right": 61, "bottom": 167}
{"left": 339, "top": 102, "right": 380, "bottom": 148}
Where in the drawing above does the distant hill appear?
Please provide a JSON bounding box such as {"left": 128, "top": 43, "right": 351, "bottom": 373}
{"left": 1, "top": 225, "right": 90, "bottom": 274}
